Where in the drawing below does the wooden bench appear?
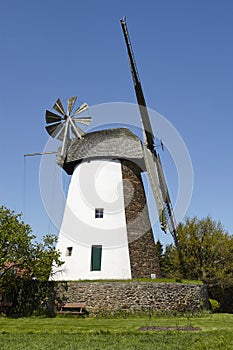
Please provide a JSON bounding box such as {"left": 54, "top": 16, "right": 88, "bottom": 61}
{"left": 0, "top": 301, "right": 13, "bottom": 315}
{"left": 57, "top": 302, "right": 88, "bottom": 316}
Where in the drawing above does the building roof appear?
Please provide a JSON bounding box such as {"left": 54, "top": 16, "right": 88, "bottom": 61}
{"left": 57, "top": 128, "right": 144, "bottom": 174}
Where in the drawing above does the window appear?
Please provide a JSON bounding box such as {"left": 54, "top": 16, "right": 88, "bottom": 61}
{"left": 91, "top": 245, "right": 102, "bottom": 271}
{"left": 95, "top": 208, "right": 104, "bottom": 219}
{"left": 66, "top": 247, "right": 73, "bottom": 256}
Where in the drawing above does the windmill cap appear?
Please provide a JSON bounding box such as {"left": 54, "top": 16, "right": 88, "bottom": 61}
{"left": 57, "top": 128, "right": 144, "bottom": 175}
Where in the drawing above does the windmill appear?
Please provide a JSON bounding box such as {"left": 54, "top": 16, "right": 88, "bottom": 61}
{"left": 46, "top": 19, "right": 178, "bottom": 281}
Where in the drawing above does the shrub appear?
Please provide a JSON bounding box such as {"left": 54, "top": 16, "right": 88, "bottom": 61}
{"left": 209, "top": 298, "right": 220, "bottom": 313}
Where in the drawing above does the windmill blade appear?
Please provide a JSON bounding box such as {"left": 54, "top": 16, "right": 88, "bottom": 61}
{"left": 146, "top": 147, "right": 177, "bottom": 237}
{"left": 45, "top": 122, "right": 64, "bottom": 139}
{"left": 67, "top": 96, "right": 77, "bottom": 115}
{"left": 68, "top": 116, "right": 85, "bottom": 138}
{"left": 155, "top": 154, "right": 177, "bottom": 234}
{"left": 60, "top": 119, "right": 71, "bottom": 156}
{"left": 53, "top": 98, "right": 65, "bottom": 115}
{"left": 156, "top": 154, "right": 171, "bottom": 203}
{"left": 73, "top": 117, "right": 92, "bottom": 125}
{"left": 143, "top": 146, "right": 167, "bottom": 230}
{"left": 46, "top": 110, "right": 62, "bottom": 124}
{"left": 72, "top": 102, "right": 88, "bottom": 116}
{"left": 70, "top": 123, "right": 85, "bottom": 138}
{"left": 57, "top": 123, "right": 70, "bottom": 142}
{"left": 120, "top": 19, "right": 180, "bottom": 250}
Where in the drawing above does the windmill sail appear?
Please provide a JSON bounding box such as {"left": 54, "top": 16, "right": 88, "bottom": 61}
{"left": 120, "top": 17, "right": 178, "bottom": 246}
{"left": 45, "top": 97, "right": 92, "bottom": 159}
{"left": 143, "top": 146, "right": 165, "bottom": 226}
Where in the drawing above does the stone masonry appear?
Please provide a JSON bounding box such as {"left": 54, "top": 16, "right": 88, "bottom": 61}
{"left": 121, "top": 160, "right": 161, "bottom": 278}
{"left": 58, "top": 282, "right": 209, "bottom": 314}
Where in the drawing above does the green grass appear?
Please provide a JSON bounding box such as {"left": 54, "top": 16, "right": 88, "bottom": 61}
{"left": 0, "top": 314, "right": 233, "bottom": 349}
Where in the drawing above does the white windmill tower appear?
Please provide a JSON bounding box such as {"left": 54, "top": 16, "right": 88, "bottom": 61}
{"left": 46, "top": 18, "right": 178, "bottom": 281}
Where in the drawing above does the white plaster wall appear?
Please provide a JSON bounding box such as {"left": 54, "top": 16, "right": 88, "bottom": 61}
{"left": 52, "top": 159, "right": 131, "bottom": 280}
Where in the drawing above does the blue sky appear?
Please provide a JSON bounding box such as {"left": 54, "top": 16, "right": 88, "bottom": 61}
{"left": 1, "top": 0, "right": 232, "bottom": 245}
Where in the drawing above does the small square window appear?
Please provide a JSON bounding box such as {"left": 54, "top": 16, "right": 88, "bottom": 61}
{"left": 66, "top": 247, "right": 73, "bottom": 256}
{"left": 95, "top": 208, "right": 104, "bottom": 219}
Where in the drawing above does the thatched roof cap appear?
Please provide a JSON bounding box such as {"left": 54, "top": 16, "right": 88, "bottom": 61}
{"left": 57, "top": 128, "right": 144, "bottom": 174}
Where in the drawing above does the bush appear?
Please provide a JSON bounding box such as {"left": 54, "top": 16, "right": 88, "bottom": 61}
{"left": 209, "top": 299, "right": 220, "bottom": 313}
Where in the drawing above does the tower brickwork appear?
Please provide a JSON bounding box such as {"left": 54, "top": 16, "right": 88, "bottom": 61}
{"left": 121, "top": 160, "right": 161, "bottom": 278}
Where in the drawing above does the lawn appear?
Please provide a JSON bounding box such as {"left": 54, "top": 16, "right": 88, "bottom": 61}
{"left": 0, "top": 313, "right": 233, "bottom": 349}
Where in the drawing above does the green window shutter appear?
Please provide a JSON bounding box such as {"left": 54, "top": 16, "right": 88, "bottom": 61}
{"left": 91, "top": 245, "right": 102, "bottom": 271}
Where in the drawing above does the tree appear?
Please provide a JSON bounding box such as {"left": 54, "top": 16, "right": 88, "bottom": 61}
{"left": 0, "top": 205, "right": 63, "bottom": 316}
{"left": 162, "top": 216, "right": 233, "bottom": 312}
{"left": 163, "top": 215, "right": 233, "bottom": 284}
{"left": 161, "top": 243, "right": 178, "bottom": 278}
{"left": 155, "top": 240, "right": 163, "bottom": 274}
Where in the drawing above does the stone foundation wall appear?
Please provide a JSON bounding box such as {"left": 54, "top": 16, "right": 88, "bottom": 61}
{"left": 58, "top": 282, "right": 209, "bottom": 314}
